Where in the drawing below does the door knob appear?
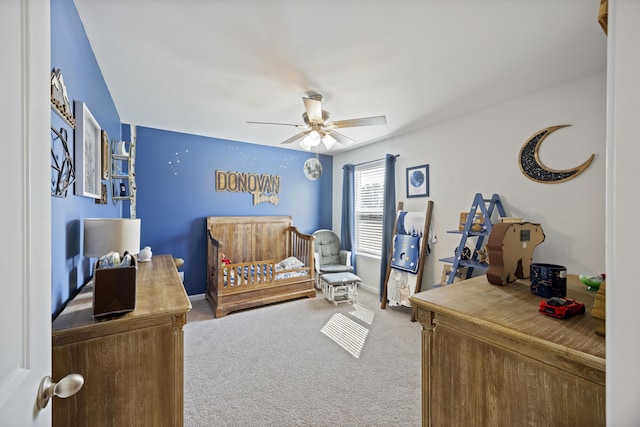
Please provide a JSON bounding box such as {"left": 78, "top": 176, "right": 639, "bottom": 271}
{"left": 37, "top": 373, "right": 84, "bottom": 410}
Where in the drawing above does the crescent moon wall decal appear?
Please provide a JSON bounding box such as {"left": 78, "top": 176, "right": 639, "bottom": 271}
{"left": 519, "top": 125, "right": 595, "bottom": 184}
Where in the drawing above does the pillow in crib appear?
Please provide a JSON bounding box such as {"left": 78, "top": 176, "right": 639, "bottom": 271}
{"left": 277, "top": 256, "right": 305, "bottom": 271}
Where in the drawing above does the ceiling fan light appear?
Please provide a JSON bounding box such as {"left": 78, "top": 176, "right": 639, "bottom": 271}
{"left": 308, "top": 130, "right": 320, "bottom": 146}
{"left": 322, "top": 134, "right": 337, "bottom": 150}
{"left": 300, "top": 137, "right": 312, "bottom": 151}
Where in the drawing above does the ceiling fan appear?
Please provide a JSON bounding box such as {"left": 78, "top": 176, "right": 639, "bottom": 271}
{"left": 247, "top": 92, "right": 387, "bottom": 151}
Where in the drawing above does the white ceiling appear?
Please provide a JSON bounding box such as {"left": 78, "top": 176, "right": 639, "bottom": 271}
{"left": 73, "top": 0, "right": 606, "bottom": 154}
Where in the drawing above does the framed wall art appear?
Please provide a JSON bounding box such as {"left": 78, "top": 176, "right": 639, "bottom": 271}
{"left": 101, "top": 129, "right": 110, "bottom": 180}
{"left": 74, "top": 101, "right": 101, "bottom": 199}
{"left": 406, "top": 164, "right": 429, "bottom": 198}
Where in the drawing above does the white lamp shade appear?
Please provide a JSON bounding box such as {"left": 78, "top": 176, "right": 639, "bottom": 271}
{"left": 300, "top": 137, "right": 312, "bottom": 151}
{"left": 308, "top": 130, "right": 320, "bottom": 146}
{"left": 322, "top": 134, "right": 337, "bottom": 150}
{"left": 84, "top": 218, "right": 141, "bottom": 258}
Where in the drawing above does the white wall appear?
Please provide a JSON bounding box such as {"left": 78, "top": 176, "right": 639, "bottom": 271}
{"left": 333, "top": 72, "right": 606, "bottom": 294}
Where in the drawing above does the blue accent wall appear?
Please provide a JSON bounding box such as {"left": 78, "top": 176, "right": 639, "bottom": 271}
{"left": 131, "top": 126, "right": 333, "bottom": 295}
{"left": 50, "top": 0, "right": 333, "bottom": 312}
{"left": 50, "top": 0, "right": 121, "bottom": 315}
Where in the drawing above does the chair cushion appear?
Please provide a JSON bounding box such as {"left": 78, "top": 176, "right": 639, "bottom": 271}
{"left": 319, "top": 264, "right": 354, "bottom": 274}
{"left": 322, "top": 272, "right": 361, "bottom": 286}
{"left": 314, "top": 230, "right": 343, "bottom": 266}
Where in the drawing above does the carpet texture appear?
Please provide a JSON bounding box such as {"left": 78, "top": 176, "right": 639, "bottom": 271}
{"left": 184, "top": 288, "right": 423, "bottom": 426}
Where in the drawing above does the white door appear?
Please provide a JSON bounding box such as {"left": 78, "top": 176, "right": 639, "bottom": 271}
{"left": 0, "top": 0, "right": 52, "bottom": 425}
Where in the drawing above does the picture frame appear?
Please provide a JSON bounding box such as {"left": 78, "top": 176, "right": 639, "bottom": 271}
{"left": 74, "top": 101, "right": 101, "bottom": 199}
{"left": 101, "top": 129, "right": 110, "bottom": 180}
{"left": 406, "top": 164, "right": 429, "bottom": 198}
{"left": 95, "top": 183, "right": 107, "bottom": 205}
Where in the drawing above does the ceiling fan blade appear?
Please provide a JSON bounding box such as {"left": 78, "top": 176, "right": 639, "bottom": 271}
{"left": 302, "top": 97, "right": 323, "bottom": 123}
{"left": 281, "top": 130, "right": 310, "bottom": 145}
{"left": 327, "top": 130, "right": 357, "bottom": 146}
{"left": 247, "top": 121, "right": 305, "bottom": 128}
{"left": 327, "top": 115, "right": 387, "bottom": 129}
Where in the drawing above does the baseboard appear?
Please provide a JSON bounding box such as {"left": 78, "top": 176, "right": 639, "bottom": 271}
{"left": 189, "top": 293, "right": 206, "bottom": 302}
{"left": 190, "top": 287, "right": 379, "bottom": 302}
{"left": 358, "top": 282, "right": 378, "bottom": 295}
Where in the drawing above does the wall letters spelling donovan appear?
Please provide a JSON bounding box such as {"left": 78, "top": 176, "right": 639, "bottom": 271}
{"left": 215, "top": 170, "right": 280, "bottom": 205}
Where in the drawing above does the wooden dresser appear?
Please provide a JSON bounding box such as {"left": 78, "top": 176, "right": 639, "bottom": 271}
{"left": 410, "top": 274, "right": 605, "bottom": 426}
{"left": 52, "top": 255, "right": 191, "bottom": 427}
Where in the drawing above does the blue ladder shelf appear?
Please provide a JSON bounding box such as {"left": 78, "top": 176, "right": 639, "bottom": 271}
{"left": 440, "top": 193, "right": 506, "bottom": 284}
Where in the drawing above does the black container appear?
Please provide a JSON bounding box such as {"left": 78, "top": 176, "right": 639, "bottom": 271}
{"left": 530, "top": 263, "right": 567, "bottom": 298}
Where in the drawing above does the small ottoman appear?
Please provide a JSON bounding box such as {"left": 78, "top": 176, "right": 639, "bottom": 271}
{"left": 320, "top": 272, "right": 361, "bottom": 305}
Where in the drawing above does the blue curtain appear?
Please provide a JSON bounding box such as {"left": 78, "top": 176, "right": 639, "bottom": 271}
{"left": 379, "top": 154, "right": 397, "bottom": 299}
{"left": 341, "top": 164, "right": 356, "bottom": 272}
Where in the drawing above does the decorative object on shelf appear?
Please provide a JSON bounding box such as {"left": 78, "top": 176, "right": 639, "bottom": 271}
{"left": 486, "top": 222, "right": 546, "bottom": 285}
{"left": 501, "top": 217, "right": 524, "bottom": 223}
{"left": 138, "top": 246, "right": 152, "bottom": 262}
{"left": 459, "top": 212, "right": 484, "bottom": 232}
{"left": 303, "top": 157, "right": 322, "bottom": 180}
{"left": 95, "top": 183, "right": 107, "bottom": 205}
{"left": 50, "top": 126, "right": 76, "bottom": 197}
{"left": 454, "top": 246, "right": 472, "bottom": 261}
{"left": 598, "top": 0, "right": 608, "bottom": 35}
{"left": 579, "top": 273, "right": 605, "bottom": 291}
{"left": 519, "top": 125, "right": 595, "bottom": 184}
{"left": 116, "top": 140, "right": 129, "bottom": 156}
{"left": 530, "top": 263, "right": 567, "bottom": 298}
{"left": 439, "top": 264, "right": 468, "bottom": 285}
{"left": 406, "top": 164, "right": 429, "bottom": 197}
{"left": 74, "top": 101, "right": 102, "bottom": 199}
{"left": 50, "top": 68, "right": 75, "bottom": 128}
{"left": 101, "top": 130, "right": 109, "bottom": 180}
{"left": 475, "top": 247, "right": 489, "bottom": 264}
{"left": 591, "top": 279, "right": 606, "bottom": 336}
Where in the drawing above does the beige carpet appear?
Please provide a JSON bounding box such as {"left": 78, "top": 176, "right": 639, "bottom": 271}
{"left": 184, "top": 287, "right": 423, "bottom": 426}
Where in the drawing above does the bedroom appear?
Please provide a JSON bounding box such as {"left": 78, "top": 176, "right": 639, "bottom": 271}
{"left": 1, "top": 0, "right": 636, "bottom": 424}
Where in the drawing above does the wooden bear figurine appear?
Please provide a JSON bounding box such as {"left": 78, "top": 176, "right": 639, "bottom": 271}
{"left": 486, "top": 222, "right": 545, "bottom": 285}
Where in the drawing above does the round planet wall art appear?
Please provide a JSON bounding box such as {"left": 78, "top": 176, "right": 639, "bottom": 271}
{"left": 303, "top": 158, "right": 322, "bottom": 180}
{"left": 406, "top": 164, "right": 429, "bottom": 198}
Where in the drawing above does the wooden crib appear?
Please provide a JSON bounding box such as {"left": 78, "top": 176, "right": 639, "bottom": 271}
{"left": 206, "top": 215, "right": 316, "bottom": 318}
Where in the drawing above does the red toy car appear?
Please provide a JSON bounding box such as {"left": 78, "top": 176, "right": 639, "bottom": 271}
{"left": 539, "top": 297, "right": 586, "bottom": 319}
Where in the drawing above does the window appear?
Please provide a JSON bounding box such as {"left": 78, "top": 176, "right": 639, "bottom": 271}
{"left": 354, "top": 161, "right": 385, "bottom": 256}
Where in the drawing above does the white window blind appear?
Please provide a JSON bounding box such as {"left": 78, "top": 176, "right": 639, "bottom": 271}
{"left": 354, "top": 161, "right": 385, "bottom": 256}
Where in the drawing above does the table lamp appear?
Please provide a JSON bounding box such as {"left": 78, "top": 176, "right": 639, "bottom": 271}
{"left": 83, "top": 218, "right": 141, "bottom": 317}
{"left": 83, "top": 218, "right": 141, "bottom": 260}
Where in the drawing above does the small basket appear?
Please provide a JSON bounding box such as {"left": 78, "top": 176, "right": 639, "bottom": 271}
{"left": 530, "top": 263, "right": 567, "bottom": 298}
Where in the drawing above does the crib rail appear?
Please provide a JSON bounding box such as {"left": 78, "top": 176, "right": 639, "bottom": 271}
{"left": 221, "top": 260, "right": 274, "bottom": 289}
{"left": 289, "top": 226, "right": 315, "bottom": 281}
